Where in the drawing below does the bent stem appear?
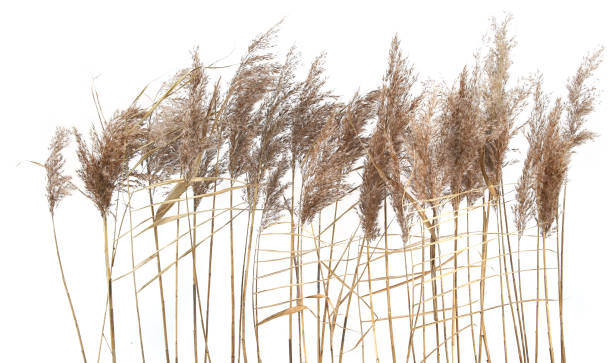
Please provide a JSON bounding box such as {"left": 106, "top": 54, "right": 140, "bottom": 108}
{"left": 51, "top": 214, "right": 88, "bottom": 363}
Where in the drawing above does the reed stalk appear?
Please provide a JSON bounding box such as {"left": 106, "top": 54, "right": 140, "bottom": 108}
{"left": 230, "top": 182, "right": 237, "bottom": 363}
{"left": 148, "top": 188, "right": 171, "bottom": 363}
{"left": 102, "top": 215, "right": 117, "bottom": 363}
{"left": 50, "top": 214, "right": 88, "bottom": 363}
{"left": 127, "top": 190, "right": 146, "bottom": 363}
{"left": 559, "top": 185, "right": 567, "bottom": 363}
{"left": 541, "top": 232, "right": 556, "bottom": 363}
{"left": 383, "top": 199, "right": 397, "bottom": 363}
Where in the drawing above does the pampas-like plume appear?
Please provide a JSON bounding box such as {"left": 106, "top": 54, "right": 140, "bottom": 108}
{"left": 301, "top": 91, "right": 377, "bottom": 226}
{"left": 404, "top": 85, "right": 447, "bottom": 210}
{"left": 161, "top": 48, "right": 213, "bottom": 182}
{"left": 534, "top": 98, "right": 566, "bottom": 235}
{"left": 74, "top": 104, "right": 144, "bottom": 363}
{"left": 74, "top": 106, "right": 145, "bottom": 216}
{"left": 360, "top": 35, "right": 421, "bottom": 242}
{"left": 290, "top": 53, "right": 336, "bottom": 167}
{"left": 46, "top": 127, "right": 75, "bottom": 214}
{"left": 481, "top": 16, "right": 528, "bottom": 195}
{"left": 44, "top": 127, "right": 87, "bottom": 363}
{"left": 359, "top": 125, "right": 387, "bottom": 242}
{"left": 533, "top": 48, "right": 602, "bottom": 235}
{"left": 223, "top": 23, "right": 281, "bottom": 181}
{"left": 245, "top": 46, "right": 299, "bottom": 208}
{"left": 378, "top": 35, "right": 420, "bottom": 243}
{"left": 441, "top": 65, "right": 486, "bottom": 208}
{"left": 513, "top": 74, "right": 546, "bottom": 238}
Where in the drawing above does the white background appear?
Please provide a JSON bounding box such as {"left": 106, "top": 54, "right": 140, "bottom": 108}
{"left": 1, "top": 0, "right": 611, "bottom": 362}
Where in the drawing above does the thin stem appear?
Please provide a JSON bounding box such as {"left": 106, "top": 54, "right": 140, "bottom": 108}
{"left": 494, "top": 207, "right": 509, "bottom": 363}
{"left": 500, "top": 182, "right": 529, "bottom": 362}
{"left": 175, "top": 201, "right": 180, "bottom": 363}
{"left": 429, "top": 208, "right": 441, "bottom": 363}
{"left": 535, "top": 225, "right": 540, "bottom": 363}
{"left": 542, "top": 232, "right": 556, "bottom": 363}
{"left": 230, "top": 182, "right": 236, "bottom": 363}
{"left": 148, "top": 188, "right": 171, "bottom": 363}
{"left": 559, "top": 185, "right": 567, "bottom": 363}
{"left": 204, "top": 179, "right": 218, "bottom": 363}
{"left": 338, "top": 237, "right": 366, "bottom": 363}
{"left": 452, "top": 205, "right": 459, "bottom": 363}
{"left": 320, "top": 201, "right": 338, "bottom": 363}
{"left": 289, "top": 167, "right": 296, "bottom": 363}
{"left": 50, "top": 214, "right": 88, "bottom": 363}
{"left": 384, "top": 199, "right": 397, "bottom": 363}
{"left": 466, "top": 211, "right": 478, "bottom": 363}
{"left": 366, "top": 238, "right": 381, "bottom": 363}
{"left": 103, "top": 215, "right": 117, "bottom": 363}
{"left": 477, "top": 196, "right": 492, "bottom": 363}
{"left": 239, "top": 183, "right": 259, "bottom": 363}
{"left": 127, "top": 191, "right": 146, "bottom": 363}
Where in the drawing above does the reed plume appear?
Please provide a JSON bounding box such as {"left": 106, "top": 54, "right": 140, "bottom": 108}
{"left": 378, "top": 35, "right": 421, "bottom": 243}
{"left": 222, "top": 23, "right": 280, "bottom": 363}
{"left": 300, "top": 92, "right": 376, "bottom": 226}
{"left": 74, "top": 106, "right": 145, "bottom": 216}
{"left": 440, "top": 64, "right": 486, "bottom": 363}
{"left": 34, "top": 17, "right": 604, "bottom": 363}
{"left": 44, "top": 127, "right": 87, "bottom": 363}
{"left": 481, "top": 16, "right": 528, "bottom": 196}
{"left": 74, "top": 105, "right": 145, "bottom": 363}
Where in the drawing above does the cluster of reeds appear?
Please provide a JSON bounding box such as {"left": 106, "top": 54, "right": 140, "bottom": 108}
{"left": 38, "top": 16, "right": 601, "bottom": 363}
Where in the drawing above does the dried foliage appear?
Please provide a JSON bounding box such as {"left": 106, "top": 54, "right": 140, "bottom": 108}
{"left": 290, "top": 54, "right": 336, "bottom": 167}
{"left": 481, "top": 16, "right": 528, "bottom": 194}
{"left": 404, "top": 86, "right": 447, "bottom": 210}
{"left": 441, "top": 65, "right": 486, "bottom": 209}
{"left": 248, "top": 46, "right": 299, "bottom": 224}
{"left": 74, "top": 106, "right": 145, "bottom": 216}
{"left": 531, "top": 49, "right": 601, "bottom": 235}
{"left": 301, "top": 91, "right": 377, "bottom": 225}
{"left": 160, "top": 48, "right": 213, "bottom": 182}
{"left": 38, "top": 18, "right": 604, "bottom": 363}
{"left": 223, "top": 24, "right": 280, "bottom": 180}
{"left": 378, "top": 35, "right": 420, "bottom": 242}
{"left": 513, "top": 75, "right": 546, "bottom": 237}
{"left": 45, "top": 126, "right": 75, "bottom": 214}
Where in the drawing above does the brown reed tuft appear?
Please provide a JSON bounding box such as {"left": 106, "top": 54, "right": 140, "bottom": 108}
{"left": 301, "top": 91, "right": 377, "bottom": 226}
{"left": 245, "top": 46, "right": 299, "bottom": 207}
{"left": 223, "top": 23, "right": 281, "bottom": 180}
{"left": 513, "top": 74, "right": 546, "bottom": 237}
{"left": 290, "top": 53, "right": 336, "bottom": 167}
{"left": 481, "top": 16, "right": 528, "bottom": 195}
{"left": 46, "top": 126, "right": 75, "bottom": 214}
{"left": 441, "top": 65, "right": 486, "bottom": 208}
{"left": 403, "top": 84, "right": 447, "bottom": 210}
{"left": 533, "top": 48, "right": 602, "bottom": 235}
{"left": 74, "top": 106, "right": 145, "bottom": 216}
{"left": 159, "top": 48, "right": 213, "bottom": 182}
{"left": 378, "top": 35, "right": 421, "bottom": 242}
